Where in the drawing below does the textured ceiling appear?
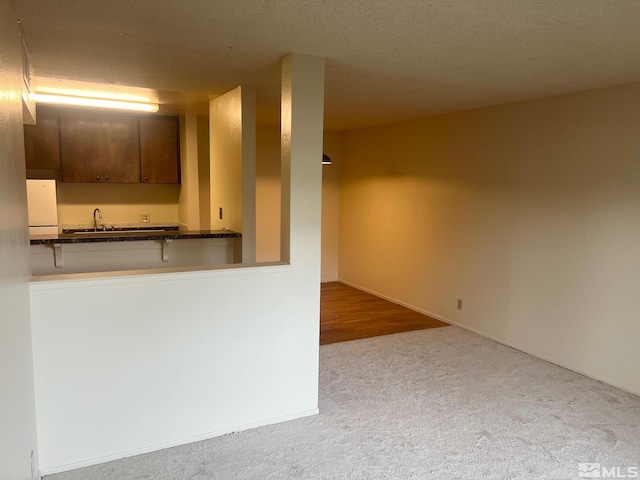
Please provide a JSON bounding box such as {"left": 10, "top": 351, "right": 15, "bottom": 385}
{"left": 12, "top": 0, "right": 640, "bottom": 130}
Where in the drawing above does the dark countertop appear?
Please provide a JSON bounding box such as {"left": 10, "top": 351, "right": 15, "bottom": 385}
{"left": 30, "top": 229, "right": 241, "bottom": 245}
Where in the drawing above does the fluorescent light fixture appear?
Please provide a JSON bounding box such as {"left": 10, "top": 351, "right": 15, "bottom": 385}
{"left": 322, "top": 154, "right": 332, "bottom": 165}
{"left": 35, "top": 86, "right": 154, "bottom": 103}
{"left": 31, "top": 93, "right": 159, "bottom": 112}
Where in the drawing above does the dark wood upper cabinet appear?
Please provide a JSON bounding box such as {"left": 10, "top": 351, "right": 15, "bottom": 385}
{"left": 100, "top": 117, "right": 140, "bottom": 183}
{"left": 60, "top": 112, "right": 102, "bottom": 182}
{"left": 60, "top": 111, "right": 140, "bottom": 183}
{"left": 140, "top": 117, "right": 180, "bottom": 184}
{"left": 30, "top": 107, "right": 180, "bottom": 184}
{"left": 24, "top": 106, "right": 61, "bottom": 169}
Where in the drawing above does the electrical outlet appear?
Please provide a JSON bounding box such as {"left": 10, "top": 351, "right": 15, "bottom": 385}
{"left": 140, "top": 213, "right": 150, "bottom": 223}
{"left": 457, "top": 299, "right": 463, "bottom": 310}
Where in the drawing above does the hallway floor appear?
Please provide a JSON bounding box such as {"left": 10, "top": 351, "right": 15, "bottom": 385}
{"left": 320, "top": 282, "right": 449, "bottom": 345}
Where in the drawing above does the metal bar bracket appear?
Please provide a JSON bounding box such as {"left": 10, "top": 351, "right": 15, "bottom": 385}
{"left": 162, "top": 239, "right": 173, "bottom": 262}
{"left": 53, "top": 243, "right": 63, "bottom": 268}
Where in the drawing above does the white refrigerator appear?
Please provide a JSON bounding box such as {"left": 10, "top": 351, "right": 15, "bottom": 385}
{"left": 26, "top": 179, "right": 59, "bottom": 235}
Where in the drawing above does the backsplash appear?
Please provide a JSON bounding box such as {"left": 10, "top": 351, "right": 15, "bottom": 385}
{"left": 56, "top": 183, "right": 180, "bottom": 227}
{"left": 62, "top": 221, "right": 180, "bottom": 231}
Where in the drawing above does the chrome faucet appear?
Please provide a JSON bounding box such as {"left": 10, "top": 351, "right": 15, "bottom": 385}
{"left": 93, "top": 208, "right": 103, "bottom": 232}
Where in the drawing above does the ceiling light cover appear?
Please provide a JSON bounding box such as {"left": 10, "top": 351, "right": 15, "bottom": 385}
{"left": 31, "top": 93, "right": 159, "bottom": 112}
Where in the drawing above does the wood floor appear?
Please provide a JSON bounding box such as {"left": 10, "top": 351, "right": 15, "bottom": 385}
{"left": 320, "top": 282, "right": 449, "bottom": 345}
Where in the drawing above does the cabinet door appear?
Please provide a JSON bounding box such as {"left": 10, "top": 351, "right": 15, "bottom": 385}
{"left": 140, "top": 117, "right": 180, "bottom": 184}
{"left": 100, "top": 116, "right": 140, "bottom": 183}
{"left": 24, "top": 107, "right": 61, "bottom": 169}
{"left": 60, "top": 112, "right": 102, "bottom": 183}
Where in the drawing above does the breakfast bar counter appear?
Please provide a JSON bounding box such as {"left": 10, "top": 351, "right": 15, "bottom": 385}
{"left": 29, "top": 228, "right": 243, "bottom": 276}
{"left": 30, "top": 228, "right": 241, "bottom": 245}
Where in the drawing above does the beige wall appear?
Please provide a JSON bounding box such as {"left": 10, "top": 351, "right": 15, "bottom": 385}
{"left": 339, "top": 82, "right": 640, "bottom": 395}
{"left": 197, "top": 114, "right": 211, "bottom": 230}
{"left": 209, "top": 86, "right": 257, "bottom": 261}
{"left": 255, "top": 126, "right": 341, "bottom": 281}
{"left": 0, "top": 0, "right": 40, "bottom": 477}
{"left": 56, "top": 183, "right": 180, "bottom": 227}
{"left": 178, "top": 113, "right": 201, "bottom": 229}
{"left": 210, "top": 88, "right": 244, "bottom": 232}
{"left": 320, "top": 132, "right": 341, "bottom": 282}
{"left": 256, "top": 125, "right": 282, "bottom": 262}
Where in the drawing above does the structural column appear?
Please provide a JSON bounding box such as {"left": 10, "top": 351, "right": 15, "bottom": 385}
{"left": 280, "top": 54, "right": 326, "bottom": 267}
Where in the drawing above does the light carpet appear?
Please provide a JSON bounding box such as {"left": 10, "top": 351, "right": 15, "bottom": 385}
{"left": 48, "top": 326, "right": 640, "bottom": 480}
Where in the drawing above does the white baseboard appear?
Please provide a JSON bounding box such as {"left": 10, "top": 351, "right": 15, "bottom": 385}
{"left": 337, "top": 279, "right": 640, "bottom": 398}
{"left": 40, "top": 408, "right": 319, "bottom": 476}
{"left": 337, "top": 279, "right": 451, "bottom": 324}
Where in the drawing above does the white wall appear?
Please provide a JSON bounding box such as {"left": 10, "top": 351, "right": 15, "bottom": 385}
{"left": 30, "top": 266, "right": 317, "bottom": 473}
{"left": 29, "top": 53, "right": 325, "bottom": 475}
{"left": 339, "top": 82, "right": 640, "bottom": 396}
{"left": 0, "top": 1, "right": 40, "bottom": 478}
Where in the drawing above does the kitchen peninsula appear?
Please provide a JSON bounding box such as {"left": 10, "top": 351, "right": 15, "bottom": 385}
{"left": 30, "top": 228, "right": 242, "bottom": 276}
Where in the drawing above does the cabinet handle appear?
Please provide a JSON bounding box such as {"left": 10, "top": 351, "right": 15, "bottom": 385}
{"left": 96, "top": 176, "right": 100, "bottom": 181}
{"left": 105, "top": 176, "right": 110, "bottom": 181}
{"left": 144, "top": 176, "right": 149, "bottom": 182}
